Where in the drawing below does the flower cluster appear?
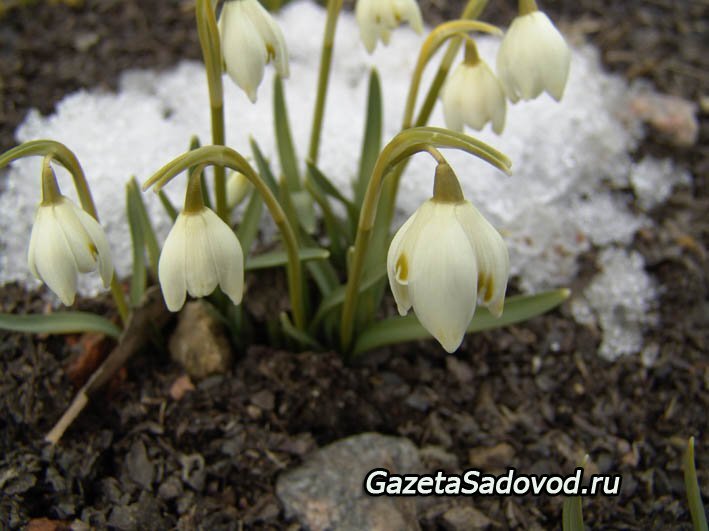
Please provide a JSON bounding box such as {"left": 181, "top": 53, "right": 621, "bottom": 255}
{"left": 441, "top": 0, "right": 571, "bottom": 134}
{"left": 20, "top": 0, "right": 569, "bottom": 355}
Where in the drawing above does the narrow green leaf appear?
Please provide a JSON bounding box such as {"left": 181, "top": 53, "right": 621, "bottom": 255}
{"left": 562, "top": 492, "right": 584, "bottom": 531}
{"left": 684, "top": 437, "right": 709, "bottom": 531}
{"left": 0, "top": 312, "right": 122, "bottom": 339}
{"left": 352, "top": 289, "right": 570, "bottom": 355}
{"left": 354, "top": 68, "right": 382, "bottom": 209}
{"left": 292, "top": 189, "right": 317, "bottom": 234}
{"left": 273, "top": 75, "right": 301, "bottom": 189}
{"left": 126, "top": 181, "right": 147, "bottom": 307}
{"left": 279, "top": 311, "right": 323, "bottom": 351}
{"left": 249, "top": 137, "right": 279, "bottom": 196}
{"left": 158, "top": 190, "right": 178, "bottom": 221}
{"left": 131, "top": 181, "right": 160, "bottom": 275}
{"left": 246, "top": 247, "right": 330, "bottom": 270}
{"left": 306, "top": 161, "right": 355, "bottom": 212}
{"left": 236, "top": 188, "right": 263, "bottom": 255}
{"left": 305, "top": 177, "right": 346, "bottom": 261}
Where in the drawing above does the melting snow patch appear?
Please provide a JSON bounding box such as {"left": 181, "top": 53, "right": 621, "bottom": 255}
{"left": 0, "top": 0, "right": 691, "bottom": 359}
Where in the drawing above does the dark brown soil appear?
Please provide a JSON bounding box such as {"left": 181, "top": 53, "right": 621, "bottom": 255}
{"left": 1, "top": 1, "right": 707, "bottom": 530}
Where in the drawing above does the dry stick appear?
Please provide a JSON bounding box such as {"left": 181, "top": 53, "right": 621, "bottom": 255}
{"left": 45, "top": 286, "right": 172, "bottom": 445}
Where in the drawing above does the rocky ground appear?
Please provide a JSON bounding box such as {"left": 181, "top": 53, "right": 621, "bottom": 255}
{"left": 0, "top": 1, "right": 707, "bottom": 529}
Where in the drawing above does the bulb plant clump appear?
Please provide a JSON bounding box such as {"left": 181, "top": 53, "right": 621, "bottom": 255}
{"left": 1, "top": 0, "right": 572, "bottom": 359}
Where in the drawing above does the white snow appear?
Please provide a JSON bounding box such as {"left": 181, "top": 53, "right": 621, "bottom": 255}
{"left": 0, "top": 1, "right": 691, "bottom": 359}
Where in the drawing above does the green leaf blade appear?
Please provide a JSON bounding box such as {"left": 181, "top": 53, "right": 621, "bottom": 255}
{"left": 352, "top": 289, "right": 570, "bottom": 355}
{"left": 0, "top": 312, "right": 122, "bottom": 339}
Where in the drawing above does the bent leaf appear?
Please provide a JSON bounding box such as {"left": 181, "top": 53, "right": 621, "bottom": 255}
{"left": 0, "top": 312, "right": 122, "bottom": 339}
{"left": 352, "top": 289, "right": 570, "bottom": 355}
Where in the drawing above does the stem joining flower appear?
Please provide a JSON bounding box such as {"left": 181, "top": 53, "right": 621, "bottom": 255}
{"left": 355, "top": 0, "right": 423, "bottom": 54}
{"left": 28, "top": 163, "right": 113, "bottom": 305}
{"left": 218, "top": 0, "right": 289, "bottom": 102}
{"left": 441, "top": 40, "right": 507, "bottom": 134}
{"left": 387, "top": 163, "right": 509, "bottom": 353}
{"left": 495, "top": 5, "right": 571, "bottom": 103}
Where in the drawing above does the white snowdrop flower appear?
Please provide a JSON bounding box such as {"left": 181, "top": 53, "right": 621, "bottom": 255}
{"left": 496, "top": 1, "right": 571, "bottom": 103}
{"left": 218, "top": 0, "right": 289, "bottom": 102}
{"left": 226, "top": 170, "right": 253, "bottom": 208}
{"left": 355, "top": 0, "right": 423, "bottom": 54}
{"left": 441, "top": 40, "right": 507, "bottom": 134}
{"left": 28, "top": 196, "right": 113, "bottom": 306}
{"left": 158, "top": 206, "right": 244, "bottom": 312}
{"left": 387, "top": 164, "right": 509, "bottom": 353}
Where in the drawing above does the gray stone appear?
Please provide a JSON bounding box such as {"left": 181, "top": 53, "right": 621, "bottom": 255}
{"left": 125, "top": 440, "right": 154, "bottom": 490}
{"left": 168, "top": 301, "right": 231, "bottom": 380}
{"left": 276, "top": 433, "right": 423, "bottom": 531}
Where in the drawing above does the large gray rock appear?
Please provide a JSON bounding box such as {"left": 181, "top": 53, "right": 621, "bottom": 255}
{"left": 276, "top": 433, "right": 424, "bottom": 531}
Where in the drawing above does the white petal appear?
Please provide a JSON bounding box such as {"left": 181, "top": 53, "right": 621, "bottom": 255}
{"left": 219, "top": 0, "right": 267, "bottom": 102}
{"left": 496, "top": 11, "right": 570, "bottom": 102}
{"left": 227, "top": 171, "right": 252, "bottom": 208}
{"left": 394, "top": 0, "right": 423, "bottom": 34}
{"left": 159, "top": 214, "right": 188, "bottom": 312}
{"left": 441, "top": 65, "right": 467, "bottom": 132}
{"left": 406, "top": 202, "right": 478, "bottom": 353}
{"left": 387, "top": 211, "right": 418, "bottom": 315}
{"left": 243, "top": 0, "right": 290, "bottom": 78}
{"left": 53, "top": 199, "right": 97, "bottom": 273}
{"left": 356, "top": 0, "right": 379, "bottom": 53}
{"left": 531, "top": 12, "right": 571, "bottom": 100}
{"left": 202, "top": 208, "right": 244, "bottom": 306}
{"left": 183, "top": 213, "right": 219, "bottom": 299}
{"left": 72, "top": 204, "right": 114, "bottom": 288}
{"left": 455, "top": 202, "right": 509, "bottom": 317}
{"left": 29, "top": 206, "right": 79, "bottom": 305}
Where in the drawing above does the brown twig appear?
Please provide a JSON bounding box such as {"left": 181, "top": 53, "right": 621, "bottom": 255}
{"left": 45, "top": 286, "right": 172, "bottom": 445}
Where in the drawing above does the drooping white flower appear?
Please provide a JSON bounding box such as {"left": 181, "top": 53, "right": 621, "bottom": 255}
{"left": 496, "top": 7, "right": 571, "bottom": 103}
{"left": 218, "top": 0, "right": 289, "bottom": 102}
{"left": 441, "top": 56, "right": 507, "bottom": 134}
{"left": 28, "top": 197, "right": 113, "bottom": 306}
{"left": 158, "top": 206, "right": 244, "bottom": 312}
{"left": 387, "top": 197, "right": 509, "bottom": 353}
{"left": 355, "top": 0, "right": 423, "bottom": 54}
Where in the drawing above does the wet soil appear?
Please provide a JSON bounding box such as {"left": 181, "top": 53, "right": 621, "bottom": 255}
{"left": 0, "top": 1, "right": 707, "bottom": 529}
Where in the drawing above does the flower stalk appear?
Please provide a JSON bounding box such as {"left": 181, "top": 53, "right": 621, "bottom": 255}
{"left": 308, "top": 0, "right": 343, "bottom": 164}
{"left": 196, "top": 0, "right": 228, "bottom": 221}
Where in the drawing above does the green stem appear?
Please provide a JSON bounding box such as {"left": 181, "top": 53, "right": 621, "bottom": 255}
{"left": 196, "top": 0, "right": 228, "bottom": 221}
{"left": 0, "top": 140, "right": 129, "bottom": 325}
{"left": 308, "top": 0, "right": 343, "bottom": 164}
{"left": 143, "top": 146, "right": 306, "bottom": 330}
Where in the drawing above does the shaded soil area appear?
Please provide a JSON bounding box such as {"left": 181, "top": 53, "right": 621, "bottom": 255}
{"left": 1, "top": 0, "right": 707, "bottom": 530}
